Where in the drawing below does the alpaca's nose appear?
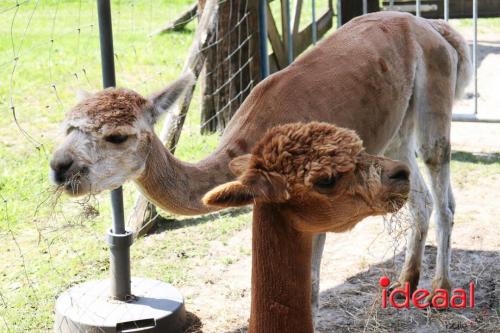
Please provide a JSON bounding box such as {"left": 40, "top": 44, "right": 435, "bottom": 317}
{"left": 50, "top": 154, "right": 74, "bottom": 183}
{"left": 387, "top": 164, "right": 410, "bottom": 182}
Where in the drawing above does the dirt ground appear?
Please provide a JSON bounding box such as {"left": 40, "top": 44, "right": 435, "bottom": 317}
{"left": 167, "top": 121, "right": 500, "bottom": 333}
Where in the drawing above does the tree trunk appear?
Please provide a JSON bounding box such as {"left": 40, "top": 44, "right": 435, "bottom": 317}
{"left": 150, "top": 2, "right": 198, "bottom": 35}
{"left": 200, "top": 0, "right": 261, "bottom": 134}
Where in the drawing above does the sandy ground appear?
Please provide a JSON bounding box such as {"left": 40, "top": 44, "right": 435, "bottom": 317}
{"left": 172, "top": 121, "right": 500, "bottom": 333}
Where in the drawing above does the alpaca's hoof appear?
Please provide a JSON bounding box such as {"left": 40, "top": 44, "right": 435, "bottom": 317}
{"left": 387, "top": 281, "right": 408, "bottom": 300}
{"left": 431, "top": 277, "right": 452, "bottom": 292}
{"left": 424, "top": 277, "right": 453, "bottom": 310}
{"left": 388, "top": 274, "right": 419, "bottom": 300}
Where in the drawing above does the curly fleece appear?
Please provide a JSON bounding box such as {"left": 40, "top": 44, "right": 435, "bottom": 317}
{"left": 243, "top": 122, "right": 364, "bottom": 188}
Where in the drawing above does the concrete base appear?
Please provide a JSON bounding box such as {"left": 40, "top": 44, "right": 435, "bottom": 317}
{"left": 55, "top": 278, "right": 185, "bottom": 333}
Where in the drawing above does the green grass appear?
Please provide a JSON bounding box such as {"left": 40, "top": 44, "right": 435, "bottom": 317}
{"left": 0, "top": 1, "right": 499, "bottom": 331}
{"left": 452, "top": 17, "right": 500, "bottom": 33}
{"left": 0, "top": 1, "right": 228, "bottom": 331}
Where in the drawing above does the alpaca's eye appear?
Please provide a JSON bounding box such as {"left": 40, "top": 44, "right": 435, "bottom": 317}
{"left": 314, "top": 175, "right": 339, "bottom": 190}
{"left": 104, "top": 134, "right": 129, "bottom": 144}
{"left": 66, "top": 126, "right": 76, "bottom": 135}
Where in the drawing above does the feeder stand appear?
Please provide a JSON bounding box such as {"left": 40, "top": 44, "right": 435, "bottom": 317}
{"left": 54, "top": 1, "right": 186, "bottom": 332}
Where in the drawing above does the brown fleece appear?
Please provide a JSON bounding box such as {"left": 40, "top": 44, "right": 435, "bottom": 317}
{"left": 249, "top": 203, "right": 314, "bottom": 333}
{"left": 245, "top": 122, "right": 364, "bottom": 189}
{"left": 68, "top": 88, "right": 151, "bottom": 130}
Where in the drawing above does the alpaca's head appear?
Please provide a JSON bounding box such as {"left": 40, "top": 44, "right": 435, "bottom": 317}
{"left": 203, "top": 122, "right": 410, "bottom": 233}
{"left": 49, "top": 73, "right": 193, "bottom": 196}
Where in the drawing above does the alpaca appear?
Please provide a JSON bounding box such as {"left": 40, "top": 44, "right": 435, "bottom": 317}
{"left": 203, "top": 122, "right": 411, "bottom": 333}
{"left": 49, "top": 11, "right": 471, "bottom": 316}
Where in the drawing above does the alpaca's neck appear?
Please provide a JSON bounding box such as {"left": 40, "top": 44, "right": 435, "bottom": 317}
{"left": 135, "top": 135, "right": 234, "bottom": 215}
{"left": 249, "top": 203, "right": 314, "bottom": 333}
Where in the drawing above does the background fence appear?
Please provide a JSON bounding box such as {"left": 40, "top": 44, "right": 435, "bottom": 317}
{"left": 1, "top": 0, "right": 499, "bottom": 332}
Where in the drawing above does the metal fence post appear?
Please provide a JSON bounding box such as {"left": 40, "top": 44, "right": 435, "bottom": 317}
{"left": 284, "top": 0, "right": 293, "bottom": 64}
{"left": 444, "top": 0, "right": 449, "bottom": 21}
{"left": 362, "top": 0, "right": 368, "bottom": 15}
{"left": 473, "top": 0, "right": 478, "bottom": 115}
{"left": 312, "top": 0, "right": 317, "bottom": 44}
{"left": 337, "top": 0, "right": 342, "bottom": 28}
{"left": 258, "top": 0, "right": 269, "bottom": 78}
{"left": 416, "top": 0, "right": 421, "bottom": 17}
{"left": 97, "top": 0, "right": 132, "bottom": 301}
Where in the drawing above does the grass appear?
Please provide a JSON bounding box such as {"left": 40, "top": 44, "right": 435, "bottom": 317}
{"left": 0, "top": 1, "right": 499, "bottom": 332}
{"left": 0, "top": 1, "right": 228, "bottom": 331}
{"left": 450, "top": 151, "right": 500, "bottom": 187}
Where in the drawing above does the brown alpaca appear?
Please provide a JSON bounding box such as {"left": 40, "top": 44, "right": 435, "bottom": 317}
{"left": 50, "top": 12, "right": 471, "bottom": 316}
{"left": 203, "top": 122, "right": 411, "bottom": 333}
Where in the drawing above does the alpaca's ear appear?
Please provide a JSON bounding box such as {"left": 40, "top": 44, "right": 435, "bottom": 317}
{"left": 245, "top": 171, "right": 290, "bottom": 203}
{"left": 148, "top": 71, "right": 195, "bottom": 123}
{"left": 203, "top": 181, "right": 255, "bottom": 208}
{"left": 203, "top": 173, "right": 289, "bottom": 208}
{"left": 229, "top": 154, "right": 251, "bottom": 176}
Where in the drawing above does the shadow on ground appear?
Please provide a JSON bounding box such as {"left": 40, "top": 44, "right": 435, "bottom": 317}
{"left": 149, "top": 207, "right": 252, "bottom": 234}
{"left": 316, "top": 245, "right": 499, "bottom": 333}
{"left": 473, "top": 41, "right": 500, "bottom": 69}
{"left": 184, "top": 245, "right": 499, "bottom": 333}
{"left": 183, "top": 311, "right": 203, "bottom": 333}
{"left": 452, "top": 150, "right": 500, "bottom": 165}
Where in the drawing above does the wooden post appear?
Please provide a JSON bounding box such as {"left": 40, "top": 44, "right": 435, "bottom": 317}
{"left": 200, "top": 0, "right": 261, "bottom": 134}
{"left": 150, "top": 3, "right": 198, "bottom": 35}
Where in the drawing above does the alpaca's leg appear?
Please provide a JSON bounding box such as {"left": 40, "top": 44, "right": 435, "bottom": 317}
{"left": 416, "top": 79, "right": 455, "bottom": 293}
{"left": 399, "top": 157, "right": 432, "bottom": 290}
{"left": 419, "top": 138, "right": 454, "bottom": 293}
{"left": 311, "top": 232, "right": 326, "bottom": 326}
{"left": 386, "top": 138, "right": 432, "bottom": 292}
{"left": 447, "top": 183, "right": 456, "bottom": 215}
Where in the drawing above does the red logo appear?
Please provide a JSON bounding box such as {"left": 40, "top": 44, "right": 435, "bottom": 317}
{"left": 379, "top": 276, "right": 475, "bottom": 309}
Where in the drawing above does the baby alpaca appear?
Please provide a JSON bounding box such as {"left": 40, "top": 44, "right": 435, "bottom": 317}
{"left": 203, "top": 122, "right": 410, "bottom": 333}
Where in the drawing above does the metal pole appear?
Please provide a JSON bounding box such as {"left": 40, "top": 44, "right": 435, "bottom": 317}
{"left": 312, "top": 0, "right": 317, "bottom": 44}
{"left": 97, "top": 0, "right": 116, "bottom": 89}
{"left": 362, "top": 0, "right": 367, "bottom": 15}
{"left": 473, "top": 0, "right": 478, "bottom": 115}
{"left": 389, "top": 0, "right": 395, "bottom": 10}
{"left": 258, "top": 0, "right": 269, "bottom": 78}
{"left": 444, "top": 0, "right": 449, "bottom": 21}
{"left": 97, "top": 0, "right": 132, "bottom": 300}
{"left": 284, "top": 0, "right": 293, "bottom": 64}
{"left": 416, "top": 0, "right": 421, "bottom": 17}
{"left": 337, "top": 0, "right": 342, "bottom": 28}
